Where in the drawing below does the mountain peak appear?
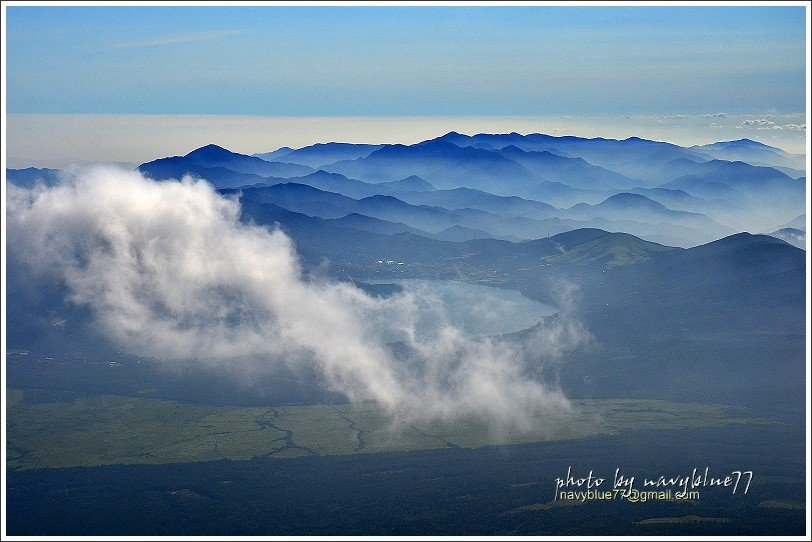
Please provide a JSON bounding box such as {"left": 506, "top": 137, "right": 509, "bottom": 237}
{"left": 601, "top": 193, "right": 665, "bottom": 210}
{"left": 385, "top": 175, "right": 435, "bottom": 191}
{"left": 695, "top": 232, "right": 801, "bottom": 253}
{"left": 360, "top": 194, "right": 403, "bottom": 204}
{"left": 706, "top": 138, "right": 775, "bottom": 150}
{"left": 546, "top": 230, "right": 673, "bottom": 269}
{"left": 186, "top": 144, "right": 235, "bottom": 160}
{"left": 434, "top": 131, "right": 472, "bottom": 145}
{"left": 500, "top": 144, "right": 524, "bottom": 153}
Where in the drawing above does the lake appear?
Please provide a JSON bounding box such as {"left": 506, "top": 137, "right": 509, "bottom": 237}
{"left": 360, "top": 279, "right": 556, "bottom": 339}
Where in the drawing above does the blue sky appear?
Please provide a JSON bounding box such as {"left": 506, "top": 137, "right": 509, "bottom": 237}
{"left": 5, "top": 6, "right": 807, "bottom": 116}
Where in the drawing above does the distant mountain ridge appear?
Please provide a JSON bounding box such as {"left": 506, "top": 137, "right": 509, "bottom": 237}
{"left": 6, "top": 167, "right": 61, "bottom": 188}
{"left": 139, "top": 144, "right": 313, "bottom": 188}
{"left": 13, "top": 130, "right": 805, "bottom": 250}
{"left": 692, "top": 139, "right": 806, "bottom": 170}
{"left": 768, "top": 228, "right": 805, "bottom": 249}
{"left": 255, "top": 143, "right": 384, "bottom": 168}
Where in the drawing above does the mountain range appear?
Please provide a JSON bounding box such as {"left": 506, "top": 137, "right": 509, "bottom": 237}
{"left": 7, "top": 131, "right": 806, "bottom": 249}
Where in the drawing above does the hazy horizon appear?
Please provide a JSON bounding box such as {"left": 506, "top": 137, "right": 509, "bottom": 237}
{"left": 6, "top": 112, "right": 807, "bottom": 169}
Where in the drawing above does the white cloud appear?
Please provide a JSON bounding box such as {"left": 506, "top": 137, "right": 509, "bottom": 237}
{"left": 7, "top": 167, "right": 587, "bottom": 428}
{"left": 740, "top": 119, "right": 807, "bottom": 132}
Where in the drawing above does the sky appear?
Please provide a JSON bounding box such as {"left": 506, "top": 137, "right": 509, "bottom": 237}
{"left": 3, "top": 5, "right": 809, "bottom": 165}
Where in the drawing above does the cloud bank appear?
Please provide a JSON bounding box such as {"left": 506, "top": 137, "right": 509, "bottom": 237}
{"left": 739, "top": 119, "right": 806, "bottom": 131}
{"left": 7, "top": 167, "right": 588, "bottom": 427}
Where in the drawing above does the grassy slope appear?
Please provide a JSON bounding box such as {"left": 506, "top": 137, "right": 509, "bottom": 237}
{"left": 7, "top": 389, "right": 766, "bottom": 470}
{"left": 545, "top": 233, "right": 674, "bottom": 269}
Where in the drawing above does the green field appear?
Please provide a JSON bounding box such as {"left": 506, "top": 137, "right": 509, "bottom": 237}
{"left": 7, "top": 389, "right": 768, "bottom": 470}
